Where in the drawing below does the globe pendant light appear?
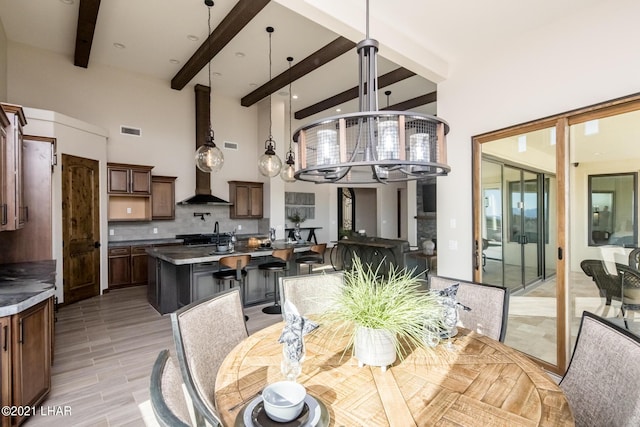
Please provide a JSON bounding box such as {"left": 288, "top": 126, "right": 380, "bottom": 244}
{"left": 292, "top": 0, "right": 451, "bottom": 184}
{"left": 258, "top": 26, "right": 282, "bottom": 177}
{"left": 195, "top": 0, "right": 224, "bottom": 173}
{"left": 280, "top": 56, "right": 296, "bottom": 182}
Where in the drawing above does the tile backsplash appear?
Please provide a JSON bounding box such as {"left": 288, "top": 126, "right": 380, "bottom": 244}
{"left": 108, "top": 204, "right": 265, "bottom": 241}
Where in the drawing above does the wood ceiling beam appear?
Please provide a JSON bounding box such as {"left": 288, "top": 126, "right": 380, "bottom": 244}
{"left": 380, "top": 91, "right": 437, "bottom": 111}
{"left": 171, "top": 0, "right": 270, "bottom": 90}
{"left": 74, "top": 0, "right": 101, "bottom": 68}
{"left": 294, "top": 68, "right": 416, "bottom": 119}
{"left": 241, "top": 37, "right": 355, "bottom": 107}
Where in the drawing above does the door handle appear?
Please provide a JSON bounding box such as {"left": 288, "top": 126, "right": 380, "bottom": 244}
{"left": 94, "top": 241, "right": 101, "bottom": 248}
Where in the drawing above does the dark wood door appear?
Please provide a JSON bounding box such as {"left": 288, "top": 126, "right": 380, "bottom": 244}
{"left": 0, "top": 316, "right": 10, "bottom": 427}
{"left": 62, "top": 155, "right": 100, "bottom": 304}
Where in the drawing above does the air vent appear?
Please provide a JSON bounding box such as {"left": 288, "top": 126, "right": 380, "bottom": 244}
{"left": 120, "top": 126, "right": 142, "bottom": 136}
{"left": 224, "top": 141, "right": 239, "bottom": 150}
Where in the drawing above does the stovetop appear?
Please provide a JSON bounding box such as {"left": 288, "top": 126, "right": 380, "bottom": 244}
{"left": 176, "top": 233, "right": 232, "bottom": 246}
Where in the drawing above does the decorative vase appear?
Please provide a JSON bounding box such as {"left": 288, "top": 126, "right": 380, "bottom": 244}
{"left": 354, "top": 326, "right": 396, "bottom": 372}
{"left": 293, "top": 223, "right": 302, "bottom": 241}
{"left": 423, "top": 239, "right": 435, "bottom": 255}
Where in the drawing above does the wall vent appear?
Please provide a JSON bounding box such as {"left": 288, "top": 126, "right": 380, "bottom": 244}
{"left": 120, "top": 126, "right": 142, "bottom": 136}
{"left": 224, "top": 141, "right": 239, "bottom": 150}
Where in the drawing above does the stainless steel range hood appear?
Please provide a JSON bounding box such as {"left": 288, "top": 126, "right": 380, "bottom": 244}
{"left": 178, "top": 84, "right": 232, "bottom": 206}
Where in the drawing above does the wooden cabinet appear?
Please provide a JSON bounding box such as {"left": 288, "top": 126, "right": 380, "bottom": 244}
{"left": 0, "top": 109, "right": 8, "bottom": 232}
{"left": 107, "top": 163, "right": 153, "bottom": 221}
{"left": 0, "top": 103, "right": 27, "bottom": 231}
{"left": 131, "top": 246, "right": 149, "bottom": 285}
{"left": 108, "top": 246, "right": 132, "bottom": 286}
{"left": 228, "top": 181, "right": 263, "bottom": 219}
{"left": 151, "top": 175, "right": 176, "bottom": 220}
{"left": 0, "top": 298, "right": 52, "bottom": 426}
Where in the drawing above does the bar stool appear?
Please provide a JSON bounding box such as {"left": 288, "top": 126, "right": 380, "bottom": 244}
{"left": 295, "top": 243, "right": 327, "bottom": 274}
{"left": 213, "top": 255, "right": 251, "bottom": 320}
{"left": 259, "top": 247, "right": 294, "bottom": 315}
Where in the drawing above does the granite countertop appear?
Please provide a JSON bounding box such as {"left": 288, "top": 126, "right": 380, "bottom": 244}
{"left": 108, "top": 238, "right": 184, "bottom": 247}
{"left": 0, "top": 259, "right": 56, "bottom": 316}
{"left": 147, "top": 242, "right": 312, "bottom": 265}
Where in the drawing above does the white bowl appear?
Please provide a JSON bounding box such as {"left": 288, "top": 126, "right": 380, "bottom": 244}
{"left": 262, "top": 381, "right": 306, "bottom": 422}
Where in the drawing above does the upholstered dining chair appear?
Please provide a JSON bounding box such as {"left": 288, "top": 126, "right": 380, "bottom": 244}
{"left": 580, "top": 259, "right": 622, "bottom": 306}
{"left": 295, "top": 243, "right": 327, "bottom": 274}
{"left": 279, "top": 271, "right": 344, "bottom": 318}
{"left": 628, "top": 247, "right": 640, "bottom": 270}
{"left": 171, "top": 289, "right": 248, "bottom": 427}
{"left": 559, "top": 311, "right": 640, "bottom": 427}
{"left": 614, "top": 263, "right": 640, "bottom": 329}
{"left": 429, "top": 275, "right": 509, "bottom": 342}
{"left": 150, "top": 349, "right": 192, "bottom": 427}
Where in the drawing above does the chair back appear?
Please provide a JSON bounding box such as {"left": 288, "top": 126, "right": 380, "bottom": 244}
{"left": 218, "top": 254, "right": 251, "bottom": 281}
{"left": 310, "top": 243, "right": 327, "bottom": 257}
{"left": 629, "top": 248, "right": 640, "bottom": 270}
{"left": 272, "top": 247, "right": 294, "bottom": 262}
{"left": 279, "top": 271, "right": 344, "bottom": 317}
{"left": 171, "top": 289, "right": 248, "bottom": 426}
{"left": 615, "top": 263, "right": 640, "bottom": 308}
{"left": 150, "top": 349, "right": 192, "bottom": 427}
{"left": 429, "top": 275, "right": 509, "bottom": 342}
{"left": 580, "top": 259, "right": 622, "bottom": 304}
{"left": 559, "top": 311, "right": 640, "bottom": 427}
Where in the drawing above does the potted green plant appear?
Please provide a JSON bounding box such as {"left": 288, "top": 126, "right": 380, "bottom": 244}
{"left": 322, "top": 256, "right": 444, "bottom": 371}
{"left": 287, "top": 210, "right": 306, "bottom": 227}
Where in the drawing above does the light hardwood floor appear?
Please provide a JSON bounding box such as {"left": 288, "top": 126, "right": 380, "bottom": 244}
{"left": 24, "top": 286, "right": 281, "bottom": 427}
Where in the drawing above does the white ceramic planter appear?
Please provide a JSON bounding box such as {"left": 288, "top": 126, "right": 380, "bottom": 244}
{"left": 354, "top": 327, "right": 397, "bottom": 371}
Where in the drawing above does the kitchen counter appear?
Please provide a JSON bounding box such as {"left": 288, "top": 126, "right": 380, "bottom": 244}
{"left": 0, "top": 259, "right": 56, "bottom": 316}
{"left": 108, "top": 238, "right": 183, "bottom": 247}
{"left": 146, "top": 242, "right": 312, "bottom": 265}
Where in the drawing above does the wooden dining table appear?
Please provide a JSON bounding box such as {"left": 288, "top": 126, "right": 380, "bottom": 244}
{"left": 215, "top": 321, "right": 574, "bottom": 427}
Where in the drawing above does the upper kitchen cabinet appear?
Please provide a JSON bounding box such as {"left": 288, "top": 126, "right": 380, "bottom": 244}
{"left": 107, "top": 163, "right": 153, "bottom": 222}
{"left": 151, "top": 175, "right": 176, "bottom": 220}
{"left": 0, "top": 108, "right": 9, "bottom": 232}
{"left": 228, "top": 181, "right": 263, "bottom": 219}
{"left": 0, "top": 103, "right": 27, "bottom": 231}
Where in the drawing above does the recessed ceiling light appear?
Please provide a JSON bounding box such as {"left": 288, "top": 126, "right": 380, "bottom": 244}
{"left": 212, "top": 72, "right": 222, "bottom": 77}
{"left": 292, "top": 95, "right": 298, "bottom": 100}
{"left": 249, "top": 83, "right": 257, "bottom": 88}
{"left": 113, "top": 43, "right": 126, "bottom": 49}
{"left": 169, "top": 59, "right": 180, "bottom": 64}
{"left": 59, "top": 0, "right": 74, "bottom": 5}
{"left": 336, "top": 108, "right": 341, "bottom": 112}
{"left": 187, "top": 35, "right": 200, "bottom": 42}
{"left": 235, "top": 52, "right": 245, "bottom": 58}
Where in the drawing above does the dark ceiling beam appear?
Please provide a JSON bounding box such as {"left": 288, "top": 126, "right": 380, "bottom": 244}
{"left": 241, "top": 37, "right": 355, "bottom": 107}
{"left": 380, "top": 91, "right": 437, "bottom": 111}
{"left": 294, "top": 67, "right": 416, "bottom": 119}
{"left": 74, "top": 0, "right": 101, "bottom": 68}
{"left": 171, "top": 0, "right": 270, "bottom": 90}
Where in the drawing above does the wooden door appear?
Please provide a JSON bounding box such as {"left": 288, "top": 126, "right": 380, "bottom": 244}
{"left": 62, "top": 155, "right": 100, "bottom": 304}
{"left": 0, "top": 316, "right": 10, "bottom": 427}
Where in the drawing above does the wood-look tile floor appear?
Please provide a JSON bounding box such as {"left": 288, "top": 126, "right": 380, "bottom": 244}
{"left": 24, "top": 286, "right": 281, "bottom": 427}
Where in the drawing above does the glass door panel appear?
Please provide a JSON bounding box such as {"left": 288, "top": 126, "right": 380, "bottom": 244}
{"left": 481, "top": 160, "right": 504, "bottom": 286}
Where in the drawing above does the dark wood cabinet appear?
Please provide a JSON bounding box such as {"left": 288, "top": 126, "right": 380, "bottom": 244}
{"left": 229, "top": 181, "right": 263, "bottom": 219}
{"left": 0, "top": 109, "right": 8, "bottom": 232}
{"left": 107, "top": 163, "right": 153, "bottom": 221}
{"left": 151, "top": 175, "right": 176, "bottom": 220}
{"left": 131, "top": 246, "right": 149, "bottom": 285}
{"left": 0, "top": 298, "right": 53, "bottom": 426}
{"left": 0, "top": 103, "right": 27, "bottom": 231}
{"left": 108, "top": 246, "right": 132, "bottom": 286}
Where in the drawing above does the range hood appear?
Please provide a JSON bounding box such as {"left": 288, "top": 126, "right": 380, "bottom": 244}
{"left": 178, "top": 84, "right": 231, "bottom": 206}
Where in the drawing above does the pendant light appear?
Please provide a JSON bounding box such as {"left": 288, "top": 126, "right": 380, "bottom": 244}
{"left": 195, "top": 0, "right": 224, "bottom": 173}
{"left": 280, "top": 56, "right": 296, "bottom": 182}
{"left": 258, "top": 26, "right": 282, "bottom": 177}
{"left": 292, "top": 0, "right": 450, "bottom": 184}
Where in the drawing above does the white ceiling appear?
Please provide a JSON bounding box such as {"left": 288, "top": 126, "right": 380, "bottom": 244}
{"left": 0, "top": 0, "right": 604, "bottom": 119}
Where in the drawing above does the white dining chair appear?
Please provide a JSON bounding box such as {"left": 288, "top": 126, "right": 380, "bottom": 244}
{"left": 150, "top": 349, "right": 192, "bottom": 427}
{"left": 171, "top": 288, "right": 248, "bottom": 427}
{"left": 279, "top": 271, "right": 344, "bottom": 318}
{"left": 429, "top": 275, "right": 509, "bottom": 342}
{"left": 559, "top": 311, "right": 640, "bottom": 427}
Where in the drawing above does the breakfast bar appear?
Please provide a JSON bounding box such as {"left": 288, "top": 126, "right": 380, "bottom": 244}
{"left": 146, "top": 243, "right": 312, "bottom": 314}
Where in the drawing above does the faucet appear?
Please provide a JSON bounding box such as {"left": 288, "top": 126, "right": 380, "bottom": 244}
{"left": 214, "top": 221, "right": 219, "bottom": 242}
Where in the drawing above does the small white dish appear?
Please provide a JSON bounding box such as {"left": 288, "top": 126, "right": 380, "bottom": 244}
{"left": 243, "top": 393, "right": 321, "bottom": 427}
{"left": 262, "top": 381, "right": 306, "bottom": 422}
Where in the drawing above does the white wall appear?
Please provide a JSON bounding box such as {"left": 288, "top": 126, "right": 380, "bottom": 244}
{"left": 22, "top": 108, "right": 109, "bottom": 303}
{"left": 436, "top": 0, "right": 640, "bottom": 279}
{"left": 0, "top": 19, "right": 7, "bottom": 101}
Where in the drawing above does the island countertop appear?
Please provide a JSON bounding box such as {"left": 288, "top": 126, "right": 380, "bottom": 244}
{"left": 0, "top": 259, "right": 56, "bottom": 316}
{"left": 146, "top": 242, "right": 312, "bottom": 265}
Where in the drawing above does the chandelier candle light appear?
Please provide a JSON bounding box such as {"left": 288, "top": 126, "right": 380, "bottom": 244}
{"left": 258, "top": 26, "right": 283, "bottom": 177}
{"left": 292, "top": 0, "right": 451, "bottom": 184}
{"left": 195, "top": 0, "right": 224, "bottom": 173}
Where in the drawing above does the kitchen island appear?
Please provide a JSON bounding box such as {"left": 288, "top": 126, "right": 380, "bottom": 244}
{"left": 146, "top": 243, "right": 312, "bottom": 314}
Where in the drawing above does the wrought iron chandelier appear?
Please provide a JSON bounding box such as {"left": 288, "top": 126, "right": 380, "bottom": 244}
{"left": 195, "top": 0, "right": 224, "bottom": 173}
{"left": 292, "top": 0, "right": 450, "bottom": 184}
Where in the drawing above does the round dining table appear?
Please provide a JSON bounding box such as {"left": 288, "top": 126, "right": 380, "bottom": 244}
{"left": 215, "top": 321, "right": 574, "bottom": 427}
